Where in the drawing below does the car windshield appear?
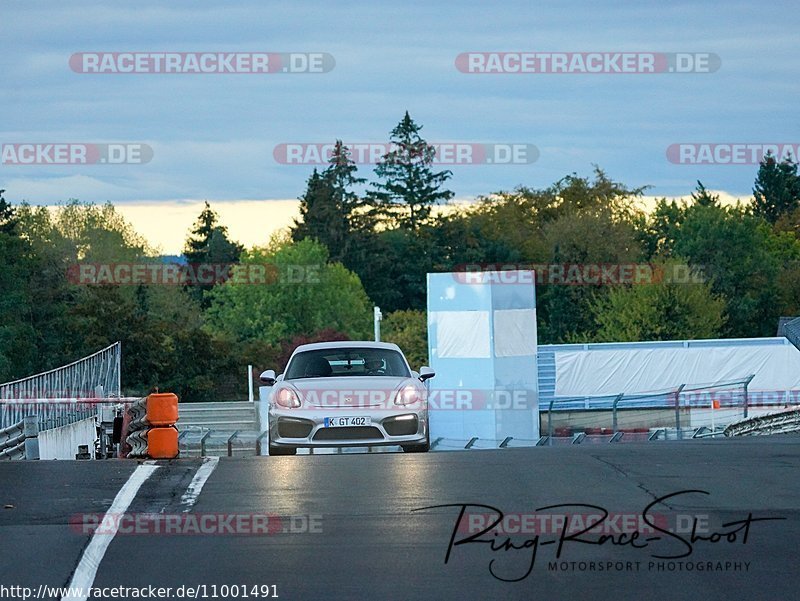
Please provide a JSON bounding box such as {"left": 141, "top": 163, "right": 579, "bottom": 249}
{"left": 285, "top": 348, "right": 411, "bottom": 379}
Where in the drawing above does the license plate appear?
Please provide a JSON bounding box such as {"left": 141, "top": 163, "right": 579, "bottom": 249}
{"left": 324, "top": 416, "right": 371, "bottom": 427}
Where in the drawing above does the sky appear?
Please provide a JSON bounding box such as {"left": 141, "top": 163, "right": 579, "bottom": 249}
{"left": 3, "top": 1, "right": 799, "bottom": 253}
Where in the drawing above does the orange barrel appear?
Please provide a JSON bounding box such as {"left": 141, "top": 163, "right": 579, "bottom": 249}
{"left": 147, "top": 426, "right": 179, "bottom": 459}
{"left": 146, "top": 393, "right": 179, "bottom": 426}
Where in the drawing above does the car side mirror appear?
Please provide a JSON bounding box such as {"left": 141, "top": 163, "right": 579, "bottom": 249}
{"left": 260, "top": 369, "right": 277, "bottom": 385}
{"left": 419, "top": 366, "right": 435, "bottom": 382}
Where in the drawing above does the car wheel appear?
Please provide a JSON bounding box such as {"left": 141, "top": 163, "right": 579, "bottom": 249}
{"left": 402, "top": 431, "right": 430, "bottom": 453}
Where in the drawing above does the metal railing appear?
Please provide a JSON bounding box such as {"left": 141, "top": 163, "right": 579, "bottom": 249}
{"left": 0, "top": 416, "right": 39, "bottom": 460}
{"left": 784, "top": 317, "right": 800, "bottom": 354}
{"left": 544, "top": 375, "right": 755, "bottom": 445}
{"left": 0, "top": 342, "right": 121, "bottom": 430}
{"left": 1, "top": 398, "right": 102, "bottom": 432}
{"left": 0, "top": 341, "right": 120, "bottom": 400}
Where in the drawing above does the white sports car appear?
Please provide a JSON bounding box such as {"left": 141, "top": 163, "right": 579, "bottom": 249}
{"left": 260, "top": 341, "right": 434, "bottom": 455}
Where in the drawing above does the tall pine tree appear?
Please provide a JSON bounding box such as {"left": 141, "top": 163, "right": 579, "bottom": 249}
{"left": 292, "top": 169, "right": 342, "bottom": 255}
{"left": 183, "top": 202, "right": 243, "bottom": 304}
{"left": 753, "top": 152, "right": 800, "bottom": 223}
{"left": 183, "top": 202, "right": 243, "bottom": 265}
{"left": 368, "top": 112, "right": 454, "bottom": 229}
{"left": 292, "top": 142, "right": 370, "bottom": 263}
{"left": 690, "top": 181, "right": 719, "bottom": 207}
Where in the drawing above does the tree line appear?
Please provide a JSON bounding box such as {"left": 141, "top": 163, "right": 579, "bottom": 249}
{"left": 1, "top": 112, "right": 799, "bottom": 400}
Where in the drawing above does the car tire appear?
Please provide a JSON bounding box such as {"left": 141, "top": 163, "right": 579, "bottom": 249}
{"left": 402, "top": 431, "right": 430, "bottom": 453}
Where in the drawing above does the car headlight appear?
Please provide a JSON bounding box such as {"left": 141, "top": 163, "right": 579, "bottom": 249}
{"left": 394, "top": 385, "right": 423, "bottom": 406}
{"left": 275, "top": 387, "right": 301, "bottom": 408}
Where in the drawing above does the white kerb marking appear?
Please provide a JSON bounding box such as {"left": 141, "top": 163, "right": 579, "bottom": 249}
{"left": 62, "top": 464, "right": 159, "bottom": 601}
{"left": 180, "top": 456, "right": 219, "bottom": 512}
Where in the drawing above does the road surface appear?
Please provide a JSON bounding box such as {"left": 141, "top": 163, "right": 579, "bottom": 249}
{"left": 1, "top": 436, "right": 798, "bottom": 600}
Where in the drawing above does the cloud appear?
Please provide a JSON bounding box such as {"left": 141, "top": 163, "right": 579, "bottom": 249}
{"left": 2, "top": 0, "right": 798, "bottom": 203}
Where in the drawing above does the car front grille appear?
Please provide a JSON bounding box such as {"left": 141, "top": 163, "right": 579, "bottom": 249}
{"left": 312, "top": 426, "right": 384, "bottom": 441}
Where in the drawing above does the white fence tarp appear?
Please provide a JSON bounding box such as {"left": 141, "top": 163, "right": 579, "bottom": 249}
{"left": 556, "top": 343, "right": 800, "bottom": 396}
{"left": 430, "top": 310, "right": 491, "bottom": 358}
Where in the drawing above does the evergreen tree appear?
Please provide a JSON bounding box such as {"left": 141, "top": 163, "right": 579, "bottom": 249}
{"left": 0, "top": 189, "right": 17, "bottom": 235}
{"left": 369, "top": 112, "right": 454, "bottom": 229}
{"left": 183, "top": 202, "right": 243, "bottom": 304}
{"left": 690, "top": 181, "right": 719, "bottom": 207}
{"left": 293, "top": 170, "right": 338, "bottom": 249}
{"left": 0, "top": 190, "right": 36, "bottom": 380}
{"left": 325, "top": 140, "right": 366, "bottom": 212}
{"left": 183, "top": 201, "right": 243, "bottom": 265}
{"left": 753, "top": 152, "right": 800, "bottom": 223}
{"left": 292, "top": 142, "right": 369, "bottom": 263}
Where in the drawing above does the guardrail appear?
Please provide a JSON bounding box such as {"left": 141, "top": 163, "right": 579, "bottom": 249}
{"left": 429, "top": 427, "right": 734, "bottom": 449}
{"left": 0, "top": 398, "right": 100, "bottom": 433}
{"left": 0, "top": 416, "right": 39, "bottom": 460}
{"left": 724, "top": 408, "right": 800, "bottom": 437}
{"left": 544, "top": 375, "right": 755, "bottom": 445}
{"left": 2, "top": 398, "right": 140, "bottom": 459}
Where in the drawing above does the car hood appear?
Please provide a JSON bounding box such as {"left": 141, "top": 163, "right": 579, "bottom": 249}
{"left": 281, "top": 376, "right": 419, "bottom": 408}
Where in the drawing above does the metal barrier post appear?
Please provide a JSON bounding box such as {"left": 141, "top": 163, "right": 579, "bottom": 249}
{"left": 674, "top": 384, "right": 686, "bottom": 440}
{"left": 743, "top": 374, "right": 755, "bottom": 418}
{"left": 227, "top": 430, "right": 240, "bottom": 457}
{"left": 255, "top": 431, "right": 269, "bottom": 455}
{"left": 547, "top": 398, "right": 556, "bottom": 447}
{"left": 612, "top": 393, "right": 624, "bottom": 433}
{"left": 23, "top": 415, "right": 38, "bottom": 460}
{"left": 200, "top": 430, "right": 212, "bottom": 457}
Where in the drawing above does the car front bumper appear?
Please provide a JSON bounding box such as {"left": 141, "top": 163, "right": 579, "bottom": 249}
{"left": 268, "top": 406, "right": 428, "bottom": 448}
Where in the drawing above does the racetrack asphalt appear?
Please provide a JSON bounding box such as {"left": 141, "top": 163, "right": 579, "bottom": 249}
{"left": 1, "top": 435, "right": 798, "bottom": 600}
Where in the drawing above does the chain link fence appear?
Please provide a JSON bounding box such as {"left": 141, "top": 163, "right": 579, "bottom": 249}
{"left": 0, "top": 342, "right": 121, "bottom": 430}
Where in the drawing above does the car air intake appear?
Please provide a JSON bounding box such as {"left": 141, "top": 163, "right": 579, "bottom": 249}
{"left": 313, "top": 426, "right": 384, "bottom": 441}
{"left": 277, "top": 417, "right": 314, "bottom": 438}
{"left": 383, "top": 416, "right": 418, "bottom": 436}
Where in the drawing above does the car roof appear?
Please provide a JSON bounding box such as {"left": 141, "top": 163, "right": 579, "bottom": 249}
{"left": 291, "top": 340, "right": 404, "bottom": 354}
